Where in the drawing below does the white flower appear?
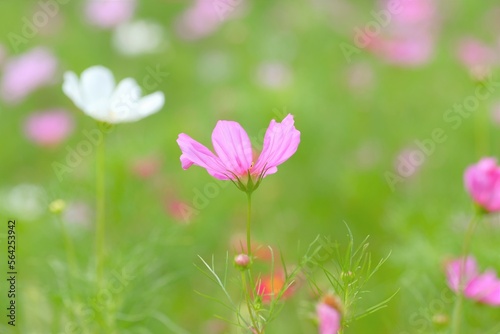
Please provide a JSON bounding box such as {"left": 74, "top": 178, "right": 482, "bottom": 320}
{"left": 62, "top": 65, "right": 165, "bottom": 123}
{"left": 113, "top": 20, "right": 165, "bottom": 56}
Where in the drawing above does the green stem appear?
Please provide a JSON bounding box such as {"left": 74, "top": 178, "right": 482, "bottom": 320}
{"left": 58, "top": 214, "right": 78, "bottom": 276}
{"left": 450, "top": 214, "right": 480, "bottom": 334}
{"left": 96, "top": 135, "right": 106, "bottom": 285}
{"left": 241, "top": 271, "right": 259, "bottom": 333}
{"left": 246, "top": 192, "right": 252, "bottom": 257}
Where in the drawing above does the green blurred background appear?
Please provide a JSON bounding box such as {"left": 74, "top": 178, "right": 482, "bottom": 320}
{"left": 1, "top": 0, "right": 500, "bottom": 333}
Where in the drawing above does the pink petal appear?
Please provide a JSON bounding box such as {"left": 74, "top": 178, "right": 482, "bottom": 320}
{"left": 1, "top": 48, "right": 58, "bottom": 104}
{"left": 465, "top": 270, "right": 500, "bottom": 304}
{"left": 252, "top": 114, "right": 300, "bottom": 176}
{"left": 211, "top": 120, "right": 253, "bottom": 177}
{"left": 85, "top": 0, "right": 136, "bottom": 28}
{"left": 317, "top": 303, "right": 341, "bottom": 334}
{"left": 23, "top": 110, "right": 74, "bottom": 147}
{"left": 446, "top": 256, "right": 478, "bottom": 292}
{"left": 480, "top": 281, "right": 500, "bottom": 305}
{"left": 177, "top": 133, "right": 230, "bottom": 180}
{"left": 464, "top": 157, "right": 500, "bottom": 212}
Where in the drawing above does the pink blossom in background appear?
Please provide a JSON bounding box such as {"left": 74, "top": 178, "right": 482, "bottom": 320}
{"left": 23, "top": 110, "right": 74, "bottom": 147}
{"left": 464, "top": 157, "right": 500, "bottom": 212}
{"left": 256, "top": 62, "right": 292, "bottom": 89}
{"left": 387, "top": 0, "right": 435, "bottom": 27}
{"left": 457, "top": 38, "right": 497, "bottom": 80}
{"left": 177, "top": 114, "right": 300, "bottom": 191}
{"left": 0, "top": 48, "right": 58, "bottom": 104}
{"left": 164, "top": 198, "right": 192, "bottom": 224}
{"left": 446, "top": 256, "right": 500, "bottom": 306}
{"left": 176, "top": 0, "right": 225, "bottom": 40}
{"left": 131, "top": 155, "right": 162, "bottom": 179}
{"left": 85, "top": 0, "right": 136, "bottom": 28}
{"left": 317, "top": 298, "right": 341, "bottom": 334}
{"left": 361, "top": 0, "right": 438, "bottom": 67}
{"left": 373, "top": 34, "right": 435, "bottom": 67}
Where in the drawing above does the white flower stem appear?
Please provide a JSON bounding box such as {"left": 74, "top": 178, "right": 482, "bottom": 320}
{"left": 96, "top": 135, "right": 106, "bottom": 285}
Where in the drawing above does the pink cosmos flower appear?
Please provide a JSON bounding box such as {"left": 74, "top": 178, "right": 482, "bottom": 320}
{"left": 317, "top": 299, "right": 341, "bottom": 334}
{"left": 177, "top": 114, "right": 300, "bottom": 192}
{"left": 377, "top": 34, "right": 434, "bottom": 66}
{"left": 175, "top": 0, "right": 223, "bottom": 40}
{"left": 85, "top": 0, "right": 136, "bottom": 28}
{"left": 464, "top": 158, "right": 500, "bottom": 212}
{"left": 457, "top": 38, "right": 497, "bottom": 81}
{"left": 387, "top": 0, "right": 435, "bottom": 27}
{"left": 446, "top": 256, "right": 500, "bottom": 306}
{"left": 23, "top": 110, "right": 74, "bottom": 147}
{"left": 0, "top": 48, "right": 58, "bottom": 104}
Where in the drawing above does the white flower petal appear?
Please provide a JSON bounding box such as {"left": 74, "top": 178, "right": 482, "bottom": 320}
{"left": 80, "top": 66, "right": 116, "bottom": 119}
{"left": 135, "top": 91, "right": 165, "bottom": 120}
{"left": 109, "top": 78, "right": 141, "bottom": 122}
{"left": 62, "top": 71, "right": 84, "bottom": 109}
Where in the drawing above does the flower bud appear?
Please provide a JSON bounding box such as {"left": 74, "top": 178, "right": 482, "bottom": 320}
{"left": 49, "top": 199, "right": 66, "bottom": 214}
{"left": 234, "top": 254, "right": 251, "bottom": 269}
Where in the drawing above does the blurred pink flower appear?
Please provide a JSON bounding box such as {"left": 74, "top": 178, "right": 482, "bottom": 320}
{"left": 0, "top": 48, "right": 58, "bottom": 104}
{"left": 177, "top": 114, "right": 300, "bottom": 192}
{"left": 361, "top": 0, "right": 438, "bottom": 67}
{"left": 446, "top": 256, "right": 500, "bottom": 306}
{"left": 464, "top": 157, "right": 500, "bottom": 212}
{"left": 175, "top": 0, "right": 236, "bottom": 40}
{"left": 164, "top": 198, "right": 192, "bottom": 224}
{"left": 24, "top": 109, "right": 74, "bottom": 147}
{"left": 372, "top": 34, "right": 434, "bottom": 66}
{"left": 387, "top": 0, "right": 435, "bottom": 26}
{"left": 131, "top": 155, "right": 162, "bottom": 179}
{"left": 85, "top": 0, "right": 136, "bottom": 28}
{"left": 457, "top": 38, "right": 497, "bottom": 80}
{"left": 317, "top": 298, "right": 341, "bottom": 334}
